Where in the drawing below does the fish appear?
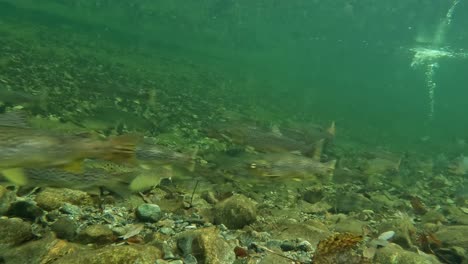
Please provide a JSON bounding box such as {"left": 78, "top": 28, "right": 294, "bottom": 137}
{"left": 135, "top": 142, "right": 198, "bottom": 172}
{"left": 0, "top": 111, "right": 139, "bottom": 186}
{"left": 247, "top": 153, "right": 336, "bottom": 182}
{"left": 207, "top": 122, "right": 315, "bottom": 155}
{"left": 16, "top": 159, "right": 164, "bottom": 196}
{"left": 207, "top": 120, "right": 335, "bottom": 157}
{"left": 279, "top": 121, "right": 336, "bottom": 144}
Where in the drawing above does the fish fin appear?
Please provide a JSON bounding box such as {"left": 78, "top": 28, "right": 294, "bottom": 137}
{"left": 104, "top": 134, "right": 142, "bottom": 163}
{"left": 0, "top": 111, "right": 30, "bottom": 128}
{"left": 62, "top": 160, "right": 84, "bottom": 173}
{"left": 2, "top": 168, "right": 28, "bottom": 186}
{"left": 327, "top": 121, "right": 336, "bottom": 137}
{"left": 129, "top": 173, "right": 161, "bottom": 192}
{"left": 326, "top": 160, "right": 337, "bottom": 170}
{"left": 312, "top": 139, "right": 325, "bottom": 161}
{"left": 186, "top": 147, "right": 199, "bottom": 172}
{"left": 289, "top": 150, "right": 302, "bottom": 155}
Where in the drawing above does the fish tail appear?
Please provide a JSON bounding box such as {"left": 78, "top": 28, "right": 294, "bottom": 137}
{"left": 187, "top": 147, "right": 199, "bottom": 172}
{"left": 327, "top": 121, "right": 336, "bottom": 137}
{"left": 312, "top": 139, "right": 325, "bottom": 161}
{"left": 326, "top": 160, "right": 337, "bottom": 170}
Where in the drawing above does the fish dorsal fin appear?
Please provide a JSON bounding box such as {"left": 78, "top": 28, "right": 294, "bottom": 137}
{"left": 0, "top": 111, "right": 30, "bottom": 128}
{"left": 327, "top": 121, "right": 336, "bottom": 137}
{"left": 312, "top": 139, "right": 325, "bottom": 161}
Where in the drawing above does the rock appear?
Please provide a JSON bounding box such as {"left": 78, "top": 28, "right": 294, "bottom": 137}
{"left": 374, "top": 243, "right": 441, "bottom": 264}
{"left": 183, "top": 254, "right": 198, "bottom": 264}
{"left": 0, "top": 185, "right": 15, "bottom": 215}
{"left": 259, "top": 254, "right": 293, "bottom": 264}
{"left": 435, "top": 225, "right": 468, "bottom": 249}
{"left": 136, "top": 203, "right": 163, "bottom": 223}
{"left": 333, "top": 217, "right": 367, "bottom": 235}
{"left": 176, "top": 227, "right": 235, "bottom": 264}
{"left": 213, "top": 194, "right": 257, "bottom": 229}
{"left": 377, "top": 216, "right": 416, "bottom": 249}
{"left": 302, "top": 187, "right": 324, "bottom": 204}
{"left": 60, "top": 203, "right": 82, "bottom": 215}
{"left": 1, "top": 233, "right": 82, "bottom": 264}
{"left": 434, "top": 246, "right": 466, "bottom": 264}
{"left": 298, "top": 240, "right": 313, "bottom": 251}
{"left": 280, "top": 240, "right": 296, "bottom": 251}
{"left": 0, "top": 217, "right": 34, "bottom": 248}
{"left": 6, "top": 200, "right": 43, "bottom": 220}
{"left": 335, "top": 193, "right": 373, "bottom": 213}
{"left": 421, "top": 210, "right": 446, "bottom": 224}
{"left": 201, "top": 191, "right": 218, "bottom": 204}
{"left": 271, "top": 220, "right": 330, "bottom": 246}
{"left": 53, "top": 244, "right": 162, "bottom": 264}
{"left": 77, "top": 224, "right": 115, "bottom": 245}
{"left": 51, "top": 217, "right": 78, "bottom": 240}
{"left": 35, "top": 188, "right": 94, "bottom": 211}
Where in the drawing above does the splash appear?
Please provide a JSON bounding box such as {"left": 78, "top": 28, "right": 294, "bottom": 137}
{"left": 410, "top": 0, "right": 466, "bottom": 121}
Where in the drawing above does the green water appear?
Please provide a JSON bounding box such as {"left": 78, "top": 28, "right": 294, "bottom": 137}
{"left": 1, "top": 0, "right": 467, "bottom": 153}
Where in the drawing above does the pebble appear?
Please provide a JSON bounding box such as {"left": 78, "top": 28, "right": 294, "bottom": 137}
{"left": 160, "top": 227, "right": 175, "bottom": 235}
{"left": 136, "top": 204, "right": 163, "bottom": 223}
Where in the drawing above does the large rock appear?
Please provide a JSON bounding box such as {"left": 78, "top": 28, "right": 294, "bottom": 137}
{"left": 0, "top": 217, "right": 34, "bottom": 249}
{"left": 177, "top": 227, "right": 235, "bottom": 264}
{"left": 335, "top": 193, "right": 373, "bottom": 213}
{"left": 77, "top": 224, "right": 115, "bottom": 245}
{"left": 1, "top": 233, "right": 81, "bottom": 264}
{"left": 35, "top": 188, "right": 94, "bottom": 211}
{"left": 374, "top": 243, "right": 441, "bottom": 264}
{"left": 0, "top": 185, "right": 15, "bottom": 215}
{"left": 54, "top": 244, "right": 162, "bottom": 264}
{"left": 213, "top": 194, "right": 256, "bottom": 229}
{"left": 435, "top": 225, "right": 468, "bottom": 249}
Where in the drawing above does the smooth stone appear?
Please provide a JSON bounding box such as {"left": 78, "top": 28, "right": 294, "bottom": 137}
{"left": 77, "top": 224, "right": 115, "bottom": 245}
{"left": 213, "top": 194, "right": 257, "bottom": 229}
{"left": 136, "top": 203, "right": 163, "bottom": 223}
{"left": 35, "top": 188, "right": 93, "bottom": 211}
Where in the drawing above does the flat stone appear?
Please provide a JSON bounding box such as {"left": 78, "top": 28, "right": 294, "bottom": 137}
{"left": 35, "top": 188, "right": 94, "bottom": 211}
{"left": 77, "top": 224, "right": 115, "bottom": 245}
{"left": 53, "top": 244, "right": 162, "bottom": 264}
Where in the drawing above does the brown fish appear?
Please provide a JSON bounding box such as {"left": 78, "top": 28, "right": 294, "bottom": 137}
{"left": 17, "top": 159, "right": 164, "bottom": 196}
{"left": 0, "top": 112, "right": 139, "bottom": 185}
{"left": 248, "top": 153, "right": 336, "bottom": 182}
{"left": 208, "top": 121, "right": 331, "bottom": 156}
